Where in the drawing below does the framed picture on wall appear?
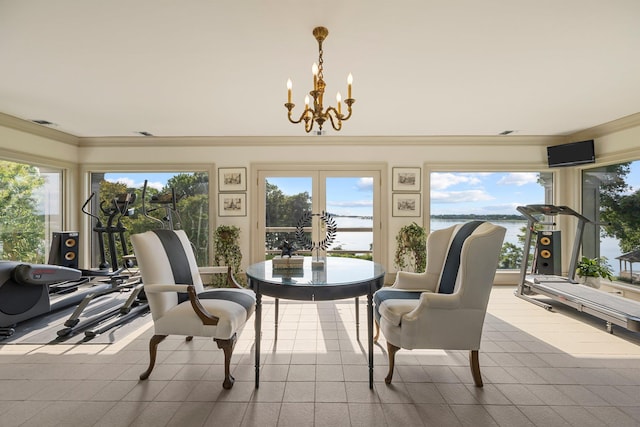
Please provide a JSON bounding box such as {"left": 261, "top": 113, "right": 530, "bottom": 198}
{"left": 392, "top": 167, "right": 421, "bottom": 191}
{"left": 219, "top": 193, "right": 246, "bottom": 217}
{"left": 392, "top": 193, "right": 421, "bottom": 217}
{"left": 218, "top": 167, "right": 247, "bottom": 192}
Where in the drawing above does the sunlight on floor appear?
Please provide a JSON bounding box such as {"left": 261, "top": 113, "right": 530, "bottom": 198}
{"left": 488, "top": 286, "right": 640, "bottom": 359}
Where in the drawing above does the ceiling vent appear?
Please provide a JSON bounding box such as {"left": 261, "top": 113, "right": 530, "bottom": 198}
{"left": 32, "top": 119, "right": 56, "bottom": 126}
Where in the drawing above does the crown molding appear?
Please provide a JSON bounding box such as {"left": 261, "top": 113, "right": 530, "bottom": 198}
{"left": 2, "top": 110, "right": 639, "bottom": 147}
{"left": 567, "top": 112, "right": 640, "bottom": 142}
{"left": 0, "top": 145, "right": 76, "bottom": 169}
{"left": 0, "top": 112, "right": 79, "bottom": 146}
{"left": 77, "top": 134, "right": 564, "bottom": 148}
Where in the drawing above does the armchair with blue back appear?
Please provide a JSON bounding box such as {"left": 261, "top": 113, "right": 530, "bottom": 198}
{"left": 131, "top": 229, "right": 255, "bottom": 389}
{"left": 374, "top": 221, "right": 506, "bottom": 386}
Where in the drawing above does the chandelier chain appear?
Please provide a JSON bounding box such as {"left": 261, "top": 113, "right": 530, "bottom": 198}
{"left": 317, "top": 42, "right": 324, "bottom": 81}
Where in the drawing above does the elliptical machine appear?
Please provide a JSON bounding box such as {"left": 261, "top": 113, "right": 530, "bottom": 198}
{"left": 141, "top": 179, "right": 183, "bottom": 230}
{"left": 82, "top": 183, "right": 186, "bottom": 339}
{"left": 81, "top": 192, "right": 136, "bottom": 274}
{"left": 58, "top": 192, "right": 148, "bottom": 338}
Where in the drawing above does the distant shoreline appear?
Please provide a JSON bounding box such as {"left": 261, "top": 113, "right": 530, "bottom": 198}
{"left": 430, "top": 214, "right": 525, "bottom": 221}
{"left": 331, "top": 214, "right": 526, "bottom": 221}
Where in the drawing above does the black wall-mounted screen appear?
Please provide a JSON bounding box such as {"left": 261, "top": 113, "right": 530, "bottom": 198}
{"left": 547, "top": 139, "right": 595, "bottom": 168}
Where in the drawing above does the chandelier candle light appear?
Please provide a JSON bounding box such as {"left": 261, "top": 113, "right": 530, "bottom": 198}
{"left": 285, "top": 26, "right": 355, "bottom": 133}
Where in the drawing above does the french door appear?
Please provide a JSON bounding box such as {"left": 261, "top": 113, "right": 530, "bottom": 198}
{"left": 253, "top": 167, "right": 382, "bottom": 264}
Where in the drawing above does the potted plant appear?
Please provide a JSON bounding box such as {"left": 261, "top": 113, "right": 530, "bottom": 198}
{"left": 576, "top": 256, "right": 613, "bottom": 287}
{"left": 394, "top": 222, "right": 427, "bottom": 273}
{"left": 213, "top": 225, "right": 243, "bottom": 286}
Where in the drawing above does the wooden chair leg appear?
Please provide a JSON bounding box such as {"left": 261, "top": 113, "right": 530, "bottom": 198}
{"left": 215, "top": 333, "right": 238, "bottom": 389}
{"left": 385, "top": 342, "right": 400, "bottom": 384}
{"left": 469, "top": 350, "right": 483, "bottom": 387}
{"left": 140, "top": 334, "right": 167, "bottom": 380}
{"left": 373, "top": 319, "right": 380, "bottom": 343}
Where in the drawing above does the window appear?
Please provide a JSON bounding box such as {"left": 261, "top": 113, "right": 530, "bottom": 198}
{"left": 430, "top": 171, "right": 553, "bottom": 270}
{"left": 0, "top": 160, "right": 63, "bottom": 263}
{"left": 255, "top": 167, "right": 381, "bottom": 264}
{"left": 88, "top": 171, "right": 209, "bottom": 268}
{"left": 582, "top": 160, "right": 640, "bottom": 281}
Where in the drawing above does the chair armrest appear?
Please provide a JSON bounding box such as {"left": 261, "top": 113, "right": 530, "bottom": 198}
{"left": 144, "top": 284, "right": 221, "bottom": 325}
{"left": 393, "top": 271, "right": 438, "bottom": 292}
{"left": 144, "top": 284, "right": 191, "bottom": 293}
{"left": 187, "top": 286, "right": 220, "bottom": 325}
{"left": 198, "top": 265, "right": 244, "bottom": 289}
{"left": 404, "top": 292, "right": 460, "bottom": 321}
{"left": 198, "top": 266, "right": 228, "bottom": 275}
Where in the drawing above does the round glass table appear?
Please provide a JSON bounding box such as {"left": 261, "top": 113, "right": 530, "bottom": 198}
{"left": 247, "top": 257, "right": 385, "bottom": 389}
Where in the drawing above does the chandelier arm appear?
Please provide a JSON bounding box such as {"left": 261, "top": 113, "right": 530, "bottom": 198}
{"left": 304, "top": 113, "right": 314, "bottom": 133}
{"left": 287, "top": 111, "right": 305, "bottom": 125}
{"left": 325, "top": 107, "right": 343, "bottom": 131}
{"left": 339, "top": 100, "right": 355, "bottom": 121}
{"left": 286, "top": 105, "right": 314, "bottom": 125}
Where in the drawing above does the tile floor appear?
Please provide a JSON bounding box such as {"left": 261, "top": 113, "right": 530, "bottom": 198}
{"left": 1, "top": 286, "right": 640, "bottom": 427}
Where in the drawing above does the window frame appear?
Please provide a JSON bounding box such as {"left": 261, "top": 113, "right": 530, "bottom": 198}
{"left": 250, "top": 162, "right": 387, "bottom": 265}
{"left": 581, "top": 157, "right": 640, "bottom": 279}
{"left": 426, "top": 164, "right": 555, "bottom": 282}
{"left": 81, "top": 163, "right": 214, "bottom": 267}
{"left": 0, "top": 152, "right": 69, "bottom": 263}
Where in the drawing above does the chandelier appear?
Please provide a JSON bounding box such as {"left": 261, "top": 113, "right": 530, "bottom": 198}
{"left": 285, "top": 26, "right": 354, "bottom": 133}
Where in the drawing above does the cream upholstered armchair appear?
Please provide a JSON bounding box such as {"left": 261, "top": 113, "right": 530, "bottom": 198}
{"left": 131, "top": 229, "right": 255, "bottom": 389}
{"left": 374, "top": 221, "right": 506, "bottom": 387}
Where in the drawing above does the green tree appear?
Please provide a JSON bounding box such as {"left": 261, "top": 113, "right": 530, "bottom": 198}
{"left": 0, "top": 161, "right": 46, "bottom": 262}
{"left": 167, "top": 173, "right": 209, "bottom": 264}
{"left": 499, "top": 242, "right": 523, "bottom": 269}
{"left": 596, "top": 162, "right": 640, "bottom": 252}
{"left": 601, "top": 190, "right": 640, "bottom": 252}
{"left": 265, "top": 181, "right": 311, "bottom": 250}
{"left": 177, "top": 194, "right": 209, "bottom": 265}
{"left": 167, "top": 172, "right": 209, "bottom": 198}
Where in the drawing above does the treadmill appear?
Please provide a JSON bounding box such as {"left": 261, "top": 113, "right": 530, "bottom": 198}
{"left": 515, "top": 204, "right": 640, "bottom": 333}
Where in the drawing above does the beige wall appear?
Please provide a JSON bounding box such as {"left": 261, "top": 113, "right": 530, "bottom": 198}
{"left": 2, "top": 114, "right": 640, "bottom": 282}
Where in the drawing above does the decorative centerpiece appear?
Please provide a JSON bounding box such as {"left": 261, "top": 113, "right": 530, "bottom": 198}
{"left": 296, "top": 211, "right": 337, "bottom": 269}
{"left": 272, "top": 240, "right": 304, "bottom": 270}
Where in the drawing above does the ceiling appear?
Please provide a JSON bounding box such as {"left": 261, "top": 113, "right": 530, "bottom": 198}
{"left": 1, "top": 0, "right": 639, "bottom": 139}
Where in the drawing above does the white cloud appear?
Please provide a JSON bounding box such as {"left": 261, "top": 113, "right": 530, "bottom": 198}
{"left": 431, "top": 190, "right": 494, "bottom": 203}
{"left": 144, "top": 181, "right": 165, "bottom": 191}
{"left": 105, "top": 177, "right": 163, "bottom": 190}
{"left": 497, "top": 172, "right": 538, "bottom": 186}
{"left": 355, "top": 177, "right": 374, "bottom": 192}
{"left": 106, "top": 177, "right": 135, "bottom": 187}
{"left": 430, "top": 173, "right": 484, "bottom": 190}
{"left": 328, "top": 200, "right": 373, "bottom": 208}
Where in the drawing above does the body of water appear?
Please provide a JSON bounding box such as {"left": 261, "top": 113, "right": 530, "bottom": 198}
{"left": 330, "top": 217, "right": 622, "bottom": 275}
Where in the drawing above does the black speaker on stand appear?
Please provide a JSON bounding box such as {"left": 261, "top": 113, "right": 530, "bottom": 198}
{"left": 535, "top": 231, "right": 561, "bottom": 275}
{"left": 48, "top": 231, "right": 79, "bottom": 269}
